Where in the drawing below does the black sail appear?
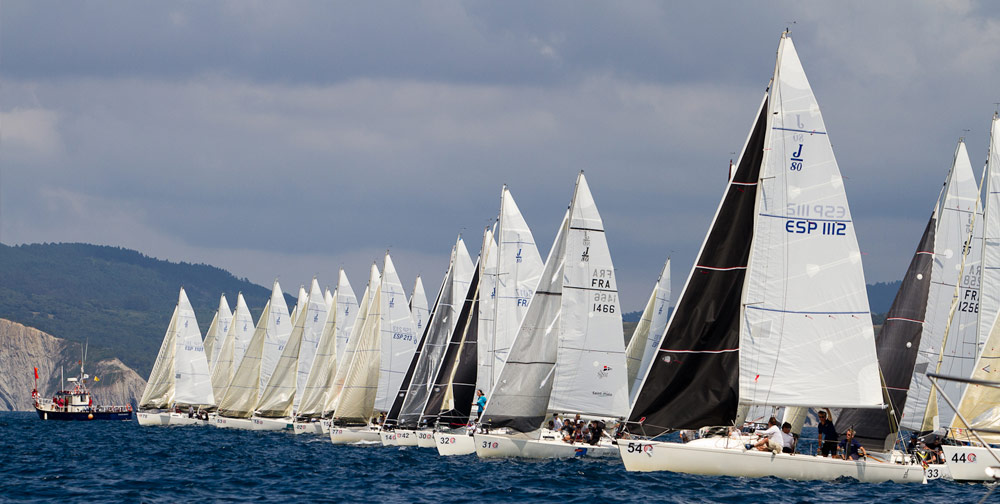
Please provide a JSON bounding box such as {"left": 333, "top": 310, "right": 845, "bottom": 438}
{"left": 384, "top": 273, "right": 446, "bottom": 426}
{"left": 628, "top": 96, "right": 768, "bottom": 436}
{"left": 422, "top": 267, "right": 480, "bottom": 428}
{"left": 837, "top": 214, "right": 936, "bottom": 451}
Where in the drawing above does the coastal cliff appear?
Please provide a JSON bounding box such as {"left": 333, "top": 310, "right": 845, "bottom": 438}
{"left": 0, "top": 319, "right": 146, "bottom": 411}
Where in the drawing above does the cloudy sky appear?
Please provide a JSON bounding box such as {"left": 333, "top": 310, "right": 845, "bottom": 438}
{"left": 3, "top": 1, "right": 1000, "bottom": 311}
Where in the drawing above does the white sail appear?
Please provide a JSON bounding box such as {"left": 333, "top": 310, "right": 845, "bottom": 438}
{"left": 333, "top": 265, "right": 383, "bottom": 422}
{"left": 625, "top": 258, "right": 672, "bottom": 404}
{"left": 738, "top": 36, "right": 882, "bottom": 409}
{"left": 256, "top": 279, "right": 328, "bottom": 416}
{"left": 952, "top": 309, "right": 1000, "bottom": 443}
{"left": 172, "top": 288, "right": 215, "bottom": 407}
{"left": 486, "top": 187, "right": 544, "bottom": 394}
{"left": 476, "top": 227, "right": 498, "bottom": 394}
{"left": 327, "top": 264, "right": 379, "bottom": 416}
{"left": 204, "top": 294, "right": 233, "bottom": 371}
{"left": 258, "top": 281, "right": 292, "bottom": 395}
{"left": 979, "top": 113, "right": 1000, "bottom": 350}
{"left": 299, "top": 271, "right": 360, "bottom": 417}
{"left": 334, "top": 273, "right": 361, "bottom": 364}
{"left": 209, "top": 293, "right": 255, "bottom": 399}
{"left": 902, "top": 141, "right": 984, "bottom": 432}
{"left": 139, "top": 306, "right": 179, "bottom": 409}
{"left": 547, "top": 174, "right": 629, "bottom": 417}
{"left": 410, "top": 276, "right": 430, "bottom": 337}
{"left": 374, "top": 253, "right": 419, "bottom": 412}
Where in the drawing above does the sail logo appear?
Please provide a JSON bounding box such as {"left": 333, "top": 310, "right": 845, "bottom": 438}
{"left": 184, "top": 321, "right": 189, "bottom": 328}
{"left": 658, "top": 304, "right": 663, "bottom": 315}
{"left": 243, "top": 323, "right": 248, "bottom": 331}
{"left": 582, "top": 247, "right": 590, "bottom": 262}
{"left": 597, "top": 365, "right": 612, "bottom": 379}
{"left": 789, "top": 144, "right": 804, "bottom": 171}
{"left": 491, "top": 287, "right": 496, "bottom": 299}
{"left": 276, "top": 316, "right": 281, "bottom": 326}
{"left": 389, "top": 297, "right": 395, "bottom": 308}
{"left": 516, "top": 248, "right": 523, "bottom": 263}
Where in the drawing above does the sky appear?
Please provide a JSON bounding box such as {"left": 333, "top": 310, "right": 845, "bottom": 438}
{"left": 3, "top": 1, "right": 1000, "bottom": 312}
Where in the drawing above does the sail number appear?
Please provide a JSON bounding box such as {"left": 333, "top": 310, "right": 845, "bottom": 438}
{"left": 960, "top": 287, "right": 980, "bottom": 313}
{"left": 392, "top": 325, "right": 414, "bottom": 341}
{"left": 785, "top": 220, "right": 846, "bottom": 236}
{"left": 593, "top": 292, "right": 617, "bottom": 314}
{"left": 952, "top": 452, "right": 977, "bottom": 463}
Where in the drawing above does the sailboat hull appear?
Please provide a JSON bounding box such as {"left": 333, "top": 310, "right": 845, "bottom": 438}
{"left": 168, "top": 413, "right": 209, "bottom": 426}
{"left": 474, "top": 433, "right": 619, "bottom": 459}
{"left": 329, "top": 426, "right": 381, "bottom": 444}
{"left": 619, "top": 439, "right": 924, "bottom": 483}
{"left": 137, "top": 411, "right": 170, "bottom": 426}
{"left": 435, "top": 429, "right": 476, "bottom": 456}
{"left": 415, "top": 429, "right": 436, "bottom": 448}
{"left": 213, "top": 416, "right": 255, "bottom": 430}
{"left": 394, "top": 429, "right": 418, "bottom": 446}
{"left": 251, "top": 416, "right": 292, "bottom": 431}
{"left": 380, "top": 430, "right": 399, "bottom": 446}
{"left": 293, "top": 421, "right": 324, "bottom": 435}
{"left": 942, "top": 445, "right": 1000, "bottom": 482}
{"left": 320, "top": 419, "right": 332, "bottom": 433}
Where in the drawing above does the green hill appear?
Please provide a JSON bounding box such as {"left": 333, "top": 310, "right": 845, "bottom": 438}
{"left": 0, "top": 243, "right": 294, "bottom": 377}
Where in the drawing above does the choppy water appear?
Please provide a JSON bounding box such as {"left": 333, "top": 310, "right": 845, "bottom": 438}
{"left": 0, "top": 412, "right": 992, "bottom": 503}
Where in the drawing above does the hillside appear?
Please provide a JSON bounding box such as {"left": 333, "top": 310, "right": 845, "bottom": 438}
{"left": 0, "top": 243, "right": 293, "bottom": 377}
{"left": 0, "top": 319, "right": 146, "bottom": 411}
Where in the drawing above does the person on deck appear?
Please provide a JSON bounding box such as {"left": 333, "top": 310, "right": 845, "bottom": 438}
{"left": 837, "top": 428, "right": 867, "bottom": 460}
{"left": 816, "top": 408, "right": 838, "bottom": 457}
{"left": 552, "top": 413, "right": 563, "bottom": 432}
{"left": 780, "top": 422, "right": 795, "bottom": 454}
{"left": 753, "top": 417, "right": 782, "bottom": 454}
{"left": 475, "top": 390, "right": 487, "bottom": 420}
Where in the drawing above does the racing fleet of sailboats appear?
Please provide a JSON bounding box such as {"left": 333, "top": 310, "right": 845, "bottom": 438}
{"left": 136, "top": 32, "right": 1000, "bottom": 484}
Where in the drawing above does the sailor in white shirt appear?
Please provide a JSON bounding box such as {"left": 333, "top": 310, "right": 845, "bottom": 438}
{"left": 752, "top": 417, "right": 782, "bottom": 454}
{"left": 780, "top": 422, "right": 795, "bottom": 453}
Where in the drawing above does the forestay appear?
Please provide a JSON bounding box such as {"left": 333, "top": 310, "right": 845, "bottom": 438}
{"left": 625, "top": 259, "right": 671, "bottom": 404}
{"left": 738, "top": 36, "right": 881, "bottom": 409}
{"left": 902, "top": 141, "right": 983, "bottom": 432}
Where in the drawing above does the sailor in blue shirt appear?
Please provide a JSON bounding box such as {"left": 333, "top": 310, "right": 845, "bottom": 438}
{"left": 816, "top": 408, "right": 839, "bottom": 457}
{"left": 475, "top": 389, "right": 487, "bottom": 419}
{"left": 837, "top": 428, "right": 867, "bottom": 460}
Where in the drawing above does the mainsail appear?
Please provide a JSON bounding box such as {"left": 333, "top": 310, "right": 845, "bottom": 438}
{"left": 256, "top": 279, "right": 328, "bottom": 417}
{"left": 625, "top": 258, "right": 671, "bottom": 404}
{"left": 902, "top": 141, "right": 983, "bottom": 432}
{"left": 298, "top": 270, "right": 359, "bottom": 417}
{"left": 172, "top": 288, "right": 215, "bottom": 407}
{"left": 374, "top": 253, "right": 419, "bottom": 412}
{"left": 209, "top": 293, "right": 255, "bottom": 401}
{"left": 482, "top": 173, "right": 628, "bottom": 432}
{"left": 203, "top": 294, "right": 232, "bottom": 372}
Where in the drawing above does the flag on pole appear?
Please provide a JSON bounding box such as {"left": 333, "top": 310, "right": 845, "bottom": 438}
{"left": 34, "top": 367, "right": 38, "bottom": 380}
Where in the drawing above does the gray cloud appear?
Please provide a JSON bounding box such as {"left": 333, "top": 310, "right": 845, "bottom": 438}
{"left": 3, "top": 1, "right": 1000, "bottom": 311}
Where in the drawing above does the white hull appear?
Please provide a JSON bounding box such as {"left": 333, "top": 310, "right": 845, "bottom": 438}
{"left": 619, "top": 438, "right": 924, "bottom": 483}
{"left": 924, "top": 463, "right": 952, "bottom": 481}
{"left": 329, "top": 425, "right": 382, "bottom": 444}
{"left": 293, "top": 421, "right": 325, "bottom": 435}
{"left": 474, "top": 432, "right": 619, "bottom": 459}
{"left": 435, "top": 429, "right": 476, "bottom": 456}
{"left": 394, "top": 429, "right": 418, "bottom": 446}
{"left": 415, "top": 429, "right": 436, "bottom": 448}
{"left": 251, "top": 416, "right": 292, "bottom": 431}
{"left": 942, "top": 445, "right": 1000, "bottom": 482}
{"left": 168, "top": 413, "right": 209, "bottom": 426}
{"left": 136, "top": 412, "right": 170, "bottom": 426}
{"left": 320, "top": 419, "right": 332, "bottom": 434}
{"left": 213, "top": 416, "right": 255, "bottom": 430}
{"left": 380, "top": 430, "right": 399, "bottom": 446}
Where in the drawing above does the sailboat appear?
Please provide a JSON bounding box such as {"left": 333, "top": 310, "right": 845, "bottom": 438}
{"left": 137, "top": 287, "right": 215, "bottom": 426}
{"left": 294, "top": 270, "right": 360, "bottom": 435}
{"left": 436, "top": 186, "right": 545, "bottom": 456}
{"left": 620, "top": 32, "right": 923, "bottom": 483}
{"left": 208, "top": 293, "right": 256, "bottom": 403}
{"left": 252, "top": 278, "right": 329, "bottom": 430}
{"left": 329, "top": 254, "right": 419, "bottom": 444}
{"left": 384, "top": 237, "right": 475, "bottom": 446}
{"left": 939, "top": 112, "right": 1000, "bottom": 482}
{"left": 214, "top": 280, "right": 291, "bottom": 429}
{"left": 625, "top": 259, "right": 671, "bottom": 404}
{"left": 475, "top": 172, "right": 629, "bottom": 459}
{"left": 202, "top": 294, "right": 232, "bottom": 373}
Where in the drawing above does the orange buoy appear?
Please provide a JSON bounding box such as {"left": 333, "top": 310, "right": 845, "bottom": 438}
{"left": 88, "top": 413, "right": 94, "bottom": 420}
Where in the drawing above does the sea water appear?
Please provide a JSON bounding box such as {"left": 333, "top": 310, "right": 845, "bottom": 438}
{"left": 0, "top": 412, "right": 990, "bottom": 503}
